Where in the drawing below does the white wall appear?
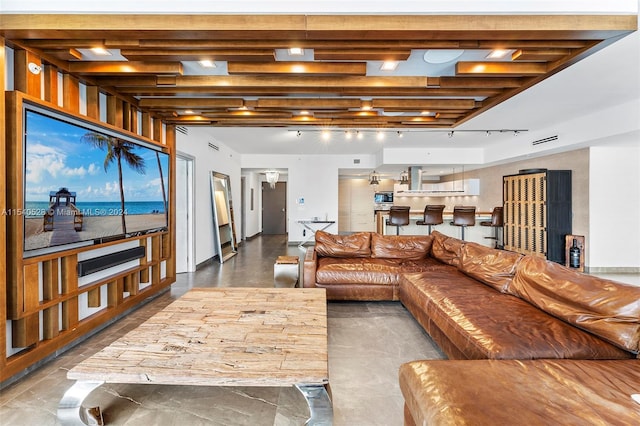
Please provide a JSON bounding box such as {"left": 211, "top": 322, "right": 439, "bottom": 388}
{"left": 241, "top": 171, "right": 261, "bottom": 239}
{"left": 589, "top": 144, "right": 640, "bottom": 270}
{"left": 176, "top": 127, "right": 241, "bottom": 265}
{"left": 241, "top": 154, "right": 379, "bottom": 243}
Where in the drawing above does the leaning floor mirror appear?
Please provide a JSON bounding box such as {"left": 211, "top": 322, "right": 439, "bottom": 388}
{"left": 210, "top": 171, "right": 237, "bottom": 263}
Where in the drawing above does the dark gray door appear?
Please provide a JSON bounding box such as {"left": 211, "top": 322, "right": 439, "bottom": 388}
{"left": 262, "top": 182, "right": 286, "bottom": 234}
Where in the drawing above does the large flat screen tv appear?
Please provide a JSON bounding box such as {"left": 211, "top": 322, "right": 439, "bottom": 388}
{"left": 21, "top": 101, "right": 170, "bottom": 257}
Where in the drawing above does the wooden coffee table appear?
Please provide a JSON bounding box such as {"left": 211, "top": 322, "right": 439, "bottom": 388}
{"left": 58, "top": 288, "right": 331, "bottom": 425}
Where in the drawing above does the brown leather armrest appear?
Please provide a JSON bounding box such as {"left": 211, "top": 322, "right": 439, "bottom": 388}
{"left": 303, "top": 247, "right": 318, "bottom": 288}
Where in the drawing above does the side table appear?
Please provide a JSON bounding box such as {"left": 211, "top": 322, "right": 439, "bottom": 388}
{"left": 274, "top": 256, "right": 299, "bottom": 288}
{"left": 297, "top": 220, "right": 335, "bottom": 248}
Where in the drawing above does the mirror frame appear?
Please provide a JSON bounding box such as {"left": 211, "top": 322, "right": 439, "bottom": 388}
{"left": 210, "top": 171, "right": 237, "bottom": 263}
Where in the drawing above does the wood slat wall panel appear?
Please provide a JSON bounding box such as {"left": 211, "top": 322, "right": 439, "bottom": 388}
{"left": 62, "top": 73, "right": 80, "bottom": 113}
{"left": 2, "top": 80, "right": 175, "bottom": 384}
{"left": 43, "top": 64, "right": 59, "bottom": 105}
{"left": 11, "top": 313, "right": 39, "bottom": 348}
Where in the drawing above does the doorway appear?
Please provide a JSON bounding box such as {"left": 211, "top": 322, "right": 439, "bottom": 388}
{"left": 176, "top": 153, "right": 195, "bottom": 273}
{"left": 262, "top": 182, "right": 287, "bottom": 234}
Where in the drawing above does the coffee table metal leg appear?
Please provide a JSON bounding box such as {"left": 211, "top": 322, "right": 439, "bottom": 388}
{"left": 58, "top": 380, "right": 105, "bottom": 425}
{"left": 295, "top": 383, "right": 333, "bottom": 425}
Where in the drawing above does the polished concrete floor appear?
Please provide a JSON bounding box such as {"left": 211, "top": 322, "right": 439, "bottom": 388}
{"left": 0, "top": 235, "right": 444, "bottom": 425}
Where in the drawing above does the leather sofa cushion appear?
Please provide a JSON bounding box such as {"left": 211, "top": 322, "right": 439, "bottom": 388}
{"left": 370, "top": 234, "right": 433, "bottom": 260}
{"left": 458, "top": 242, "right": 523, "bottom": 292}
{"left": 316, "top": 257, "right": 445, "bottom": 286}
{"left": 314, "top": 230, "right": 371, "bottom": 258}
{"left": 399, "top": 271, "right": 632, "bottom": 359}
{"left": 511, "top": 255, "right": 640, "bottom": 354}
{"left": 317, "top": 257, "right": 401, "bottom": 285}
{"left": 400, "top": 359, "right": 640, "bottom": 426}
{"left": 430, "top": 231, "right": 463, "bottom": 266}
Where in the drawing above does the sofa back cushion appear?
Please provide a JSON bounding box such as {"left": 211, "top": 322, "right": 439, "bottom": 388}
{"left": 511, "top": 255, "right": 640, "bottom": 354}
{"left": 458, "top": 242, "right": 523, "bottom": 292}
{"left": 315, "top": 231, "right": 371, "bottom": 257}
{"left": 371, "top": 234, "right": 433, "bottom": 260}
{"left": 430, "top": 231, "right": 464, "bottom": 266}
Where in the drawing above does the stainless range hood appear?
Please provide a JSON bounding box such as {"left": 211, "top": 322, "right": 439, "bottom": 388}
{"left": 408, "top": 166, "right": 423, "bottom": 191}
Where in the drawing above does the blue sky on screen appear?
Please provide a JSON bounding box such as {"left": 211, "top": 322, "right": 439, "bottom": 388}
{"left": 24, "top": 110, "right": 169, "bottom": 203}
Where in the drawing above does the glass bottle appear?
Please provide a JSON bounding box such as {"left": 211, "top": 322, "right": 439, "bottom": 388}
{"left": 569, "top": 239, "right": 581, "bottom": 268}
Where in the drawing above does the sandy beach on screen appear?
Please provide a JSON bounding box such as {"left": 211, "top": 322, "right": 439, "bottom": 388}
{"left": 24, "top": 213, "right": 167, "bottom": 251}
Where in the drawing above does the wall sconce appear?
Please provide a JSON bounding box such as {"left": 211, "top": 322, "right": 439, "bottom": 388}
{"left": 28, "top": 62, "right": 42, "bottom": 75}
{"left": 265, "top": 170, "right": 279, "bottom": 189}
{"left": 369, "top": 171, "right": 380, "bottom": 186}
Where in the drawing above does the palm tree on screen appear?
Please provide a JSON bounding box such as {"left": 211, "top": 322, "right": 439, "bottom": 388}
{"left": 81, "top": 133, "right": 146, "bottom": 234}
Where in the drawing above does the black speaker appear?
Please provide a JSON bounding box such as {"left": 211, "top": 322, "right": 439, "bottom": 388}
{"left": 77, "top": 246, "right": 146, "bottom": 277}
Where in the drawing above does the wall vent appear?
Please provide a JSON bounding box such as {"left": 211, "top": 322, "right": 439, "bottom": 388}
{"left": 353, "top": 159, "right": 360, "bottom": 164}
{"left": 176, "top": 126, "right": 188, "bottom": 135}
{"left": 531, "top": 135, "right": 558, "bottom": 146}
{"left": 208, "top": 142, "right": 219, "bottom": 151}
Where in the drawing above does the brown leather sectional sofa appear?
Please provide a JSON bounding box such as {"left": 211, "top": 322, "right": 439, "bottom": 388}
{"left": 303, "top": 230, "right": 640, "bottom": 424}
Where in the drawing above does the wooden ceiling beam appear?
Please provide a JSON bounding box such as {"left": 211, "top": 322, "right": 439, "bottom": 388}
{"left": 456, "top": 61, "right": 547, "bottom": 76}
{"left": 96, "top": 75, "right": 429, "bottom": 88}
{"left": 120, "top": 49, "right": 276, "bottom": 62}
{"left": 138, "top": 98, "right": 245, "bottom": 108}
{"left": 476, "top": 40, "right": 590, "bottom": 49}
{"left": 68, "top": 61, "right": 183, "bottom": 75}
{"left": 2, "top": 14, "right": 634, "bottom": 40}
{"left": 110, "top": 86, "right": 500, "bottom": 98}
{"left": 512, "top": 49, "right": 573, "bottom": 61}
{"left": 227, "top": 62, "right": 367, "bottom": 76}
{"left": 201, "top": 111, "right": 294, "bottom": 118}
{"left": 304, "top": 15, "right": 637, "bottom": 40}
{"left": 256, "top": 98, "right": 362, "bottom": 109}
{"left": 436, "top": 76, "right": 528, "bottom": 88}
{"left": 43, "top": 48, "right": 83, "bottom": 61}
{"left": 373, "top": 99, "right": 477, "bottom": 110}
{"left": 314, "top": 49, "right": 411, "bottom": 61}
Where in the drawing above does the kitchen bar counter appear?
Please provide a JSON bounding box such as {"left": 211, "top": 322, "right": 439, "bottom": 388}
{"left": 375, "top": 210, "right": 497, "bottom": 246}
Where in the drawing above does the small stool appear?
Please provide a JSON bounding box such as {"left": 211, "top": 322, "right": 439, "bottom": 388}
{"left": 274, "top": 256, "right": 299, "bottom": 288}
{"left": 416, "top": 204, "right": 445, "bottom": 235}
{"left": 480, "top": 206, "right": 504, "bottom": 248}
{"left": 450, "top": 206, "right": 476, "bottom": 240}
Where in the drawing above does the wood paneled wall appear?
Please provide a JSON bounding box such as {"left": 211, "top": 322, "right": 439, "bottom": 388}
{"left": 0, "top": 42, "right": 176, "bottom": 383}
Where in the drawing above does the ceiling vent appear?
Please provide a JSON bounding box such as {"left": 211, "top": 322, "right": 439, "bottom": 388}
{"left": 208, "top": 142, "right": 219, "bottom": 151}
{"left": 353, "top": 159, "right": 361, "bottom": 164}
{"left": 531, "top": 135, "right": 558, "bottom": 146}
{"left": 176, "top": 126, "right": 188, "bottom": 135}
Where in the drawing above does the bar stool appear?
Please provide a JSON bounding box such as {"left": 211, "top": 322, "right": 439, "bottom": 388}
{"left": 416, "top": 204, "right": 445, "bottom": 235}
{"left": 386, "top": 206, "right": 410, "bottom": 235}
{"left": 450, "top": 206, "right": 476, "bottom": 240}
{"left": 480, "top": 206, "right": 504, "bottom": 248}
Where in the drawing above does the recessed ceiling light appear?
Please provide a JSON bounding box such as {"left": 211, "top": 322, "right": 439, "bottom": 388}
{"left": 198, "top": 60, "right": 217, "bottom": 68}
{"left": 420, "top": 111, "right": 431, "bottom": 116}
{"left": 90, "top": 47, "right": 112, "bottom": 56}
{"left": 486, "top": 49, "right": 510, "bottom": 59}
{"left": 292, "top": 65, "right": 306, "bottom": 73}
{"left": 288, "top": 47, "right": 304, "bottom": 56}
{"left": 380, "top": 61, "right": 399, "bottom": 71}
{"left": 184, "top": 110, "right": 194, "bottom": 114}
{"left": 299, "top": 110, "right": 310, "bottom": 115}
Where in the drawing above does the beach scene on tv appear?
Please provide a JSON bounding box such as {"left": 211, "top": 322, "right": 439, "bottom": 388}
{"left": 23, "top": 109, "right": 169, "bottom": 253}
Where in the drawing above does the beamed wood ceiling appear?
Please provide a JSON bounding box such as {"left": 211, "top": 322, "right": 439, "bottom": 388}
{"left": 0, "top": 14, "right": 636, "bottom": 128}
